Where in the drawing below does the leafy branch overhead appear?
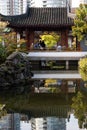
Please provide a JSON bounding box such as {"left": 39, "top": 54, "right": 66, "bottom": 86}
{"left": 72, "top": 4, "right": 87, "bottom": 41}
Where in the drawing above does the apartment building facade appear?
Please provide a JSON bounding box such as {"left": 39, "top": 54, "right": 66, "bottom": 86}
{"left": 79, "top": 0, "right": 87, "bottom": 4}
{"left": 0, "top": 0, "right": 9, "bottom": 15}
{"left": 0, "top": 0, "right": 28, "bottom": 15}
{"left": 29, "top": 0, "right": 71, "bottom": 7}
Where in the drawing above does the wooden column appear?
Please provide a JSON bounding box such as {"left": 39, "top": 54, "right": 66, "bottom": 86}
{"left": 61, "top": 80, "right": 68, "bottom": 93}
{"left": 77, "top": 40, "right": 81, "bottom": 51}
{"left": 26, "top": 29, "right": 34, "bottom": 50}
{"left": 61, "top": 29, "right": 68, "bottom": 47}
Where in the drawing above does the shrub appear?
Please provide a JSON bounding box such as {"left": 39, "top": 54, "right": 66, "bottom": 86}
{"left": 0, "top": 44, "right": 7, "bottom": 64}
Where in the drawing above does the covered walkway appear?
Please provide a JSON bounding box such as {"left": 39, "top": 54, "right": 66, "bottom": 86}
{"left": 28, "top": 52, "right": 87, "bottom": 60}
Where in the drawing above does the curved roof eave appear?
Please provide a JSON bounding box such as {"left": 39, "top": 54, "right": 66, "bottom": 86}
{"left": 1, "top": 7, "right": 74, "bottom": 29}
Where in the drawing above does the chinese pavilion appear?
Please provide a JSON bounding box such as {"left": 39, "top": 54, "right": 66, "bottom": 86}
{"left": 0, "top": 7, "right": 74, "bottom": 49}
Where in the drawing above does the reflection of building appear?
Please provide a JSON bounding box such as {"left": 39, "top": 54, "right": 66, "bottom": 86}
{"left": 0, "top": 113, "right": 20, "bottom": 130}
{"left": 33, "top": 79, "right": 80, "bottom": 93}
{"left": 30, "top": 105, "right": 71, "bottom": 130}
{"left": 31, "top": 118, "right": 47, "bottom": 130}
{"left": 31, "top": 117, "right": 66, "bottom": 130}
{"left": 47, "top": 117, "right": 66, "bottom": 130}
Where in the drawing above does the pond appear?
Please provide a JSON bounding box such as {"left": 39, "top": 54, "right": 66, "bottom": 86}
{"left": 0, "top": 74, "right": 87, "bottom": 130}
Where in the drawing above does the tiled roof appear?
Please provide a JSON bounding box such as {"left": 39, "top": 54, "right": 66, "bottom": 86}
{"left": 0, "top": 7, "right": 74, "bottom": 28}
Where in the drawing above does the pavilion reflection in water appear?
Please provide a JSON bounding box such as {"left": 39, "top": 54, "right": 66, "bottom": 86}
{"left": 0, "top": 91, "right": 87, "bottom": 129}
{"left": 0, "top": 105, "right": 71, "bottom": 130}
{"left": 31, "top": 73, "right": 85, "bottom": 93}
{"left": 0, "top": 104, "right": 86, "bottom": 130}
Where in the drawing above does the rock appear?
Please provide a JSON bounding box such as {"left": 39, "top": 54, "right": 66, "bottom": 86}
{"left": 0, "top": 52, "right": 33, "bottom": 90}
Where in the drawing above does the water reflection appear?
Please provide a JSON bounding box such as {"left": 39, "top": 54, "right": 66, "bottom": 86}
{"left": 0, "top": 113, "right": 20, "bottom": 130}
{"left": 0, "top": 113, "right": 86, "bottom": 130}
{"left": 0, "top": 77, "right": 87, "bottom": 129}
{"left": 31, "top": 79, "right": 86, "bottom": 93}
{"left": 72, "top": 92, "right": 87, "bottom": 129}
{"left": 30, "top": 116, "right": 67, "bottom": 130}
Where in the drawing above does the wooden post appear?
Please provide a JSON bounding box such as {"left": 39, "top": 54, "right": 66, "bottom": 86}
{"left": 76, "top": 36, "right": 81, "bottom": 51}
{"left": 61, "top": 80, "right": 68, "bottom": 93}
{"left": 61, "top": 29, "right": 68, "bottom": 47}
{"left": 26, "top": 29, "right": 34, "bottom": 50}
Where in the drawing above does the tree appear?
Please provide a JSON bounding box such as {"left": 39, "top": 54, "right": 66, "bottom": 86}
{"left": 4, "top": 33, "right": 27, "bottom": 55}
{"left": 72, "top": 91, "right": 87, "bottom": 128}
{"left": 1, "top": 32, "right": 17, "bottom": 56}
{"left": 40, "top": 32, "right": 60, "bottom": 49}
{"left": 72, "top": 4, "right": 87, "bottom": 41}
{"left": 17, "top": 38, "right": 27, "bottom": 52}
{"left": 78, "top": 57, "right": 87, "bottom": 81}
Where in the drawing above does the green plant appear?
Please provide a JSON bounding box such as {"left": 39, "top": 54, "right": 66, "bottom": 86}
{"left": 0, "top": 44, "right": 7, "bottom": 64}
{"left": 6, "top": 43, "right": 17, "bottom": 56}
{"left": 78, "top": 57, "right": 87, "bottom": 81}
{"left": 72, "top": 4, "right": 87, "bottom": 41}
{"left": 72, "top": 91, "right": 87, "bottom": 128}
{"left": 40, "top": 32, "right": 60, "bottom": 49}
{"left": 49, "top": 87, "right": 61, "bottom": 93}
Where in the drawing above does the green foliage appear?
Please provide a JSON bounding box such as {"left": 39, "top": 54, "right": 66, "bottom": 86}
{"left": 40, "top": 32, "right": 60, "bottom": 48}
{"left": 17, "top": 43, "right": 27, "bottom": 52}
{"left": 3, "top": 32, "right": 17, "bottom": 47}
{"left": 72, "top": 91, "right": 87, "bottom": 128}
{"left": 78, "top": 57, "right": 87, "bottom": 81}
{"left": 1, "top": 32, "right": 17, "bottom": 56}
{"left": 0, "top": 32, "right": 28, "bottom": 56}
{"left": 49, "top": 87, "right": 61, "bottom": 93}
{"left": 6, "top": 36, "right": 27, "bottom": 55}
{"left": 45, "top": 79, "right": 57, "bottom": 87}
{"left": 72, "top": 92, "right": 85, "bottom": 113}
{"left": 72, "top": 4, "right": 87, "bottom": 41}
{"left": 0, "top": 36, "right": 3, "bottom": 43}
{"left": 6, "top": 43, "right": 17, "bottom": 56}
{"left": 0, "top": 44, "right": 7, "bottom": 64}
{"left": 0, "top": 109, "right": 7, "bottom": 118}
